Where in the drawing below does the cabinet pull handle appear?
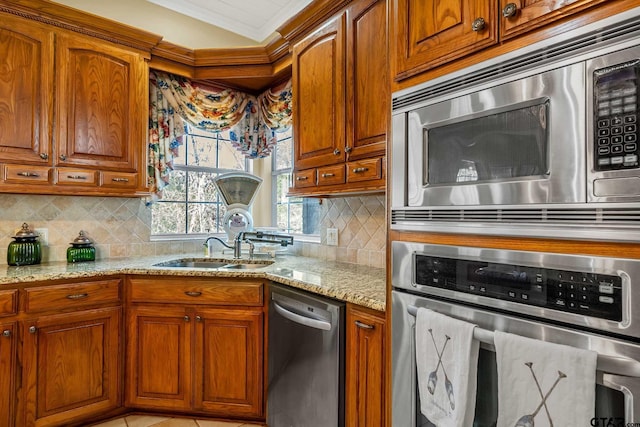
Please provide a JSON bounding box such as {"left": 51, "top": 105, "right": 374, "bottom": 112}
{"left": 185, "top": 291, "right": 202, "bottom": 297}
{"left": 67, "top": 175, "right": 87, "bottom": 180}
{"left": 17, "top": 172, "right": 39, "bottom": 177}
{"left": 2, "top": 330, "right": 11, "bottom": 337}
{"left": 195, "top": 315, "right": 203, "bottom": 322}
{"left": 471, "top": 17, "right": 486, "bottom": 32}
{"left": 321, "top": 173, "right": 335, "bottom": 178}
{"left": 29, "top": 326, "right": 37, "bottom": 334}
{"left": 112, "top": 177, "right": 129, "bottom": 183}
{"left": 184, "top": 315, "right": 190, "bottom": 322}
{"left": 333, "top": 148, "right": 341, "bottom": 155}
{"left": 296, "top": 176, "right": 308, "bottom": 181}
{"left": 59, "top": 154, "right": 67, "bottom": 161}
{"left": 39, "top": 153, "right": 48, "bottom": 160}
{"left": 355, "top": 320, "right": 375, "bottom": 330}
{"left": 66, "top": 293, "right": 89, "bottom": 300}
{"left": 352, "top": 167, "right": 369, "bottom": 174}
{"left": 502, "top": 2, "right": 517, "bottom": 18}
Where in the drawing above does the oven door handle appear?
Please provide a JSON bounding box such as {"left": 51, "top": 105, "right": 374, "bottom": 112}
{"left": 603, "top": 374, "right": 640, "bottom": 422}
{"left": 407, "top": 305, "right": 640, "bottom": 378}
{"left": 273, "top": 301, "right": 332, "bottom": 331}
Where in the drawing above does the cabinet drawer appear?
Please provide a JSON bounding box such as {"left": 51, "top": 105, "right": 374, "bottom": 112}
{"left": 56, "top": 168, "right": 97, "bottom": 186}
{"left": 100, "top": 171, "right": 138, "bottom": 189}
{"left": 25, "top": 279, "right": 121, "bottom": 313}
{"left": 3, "top": 164, "right": 51, "bottom": 184}
{"left": 347, "top": 157, "right": 382, "bottom": 182}
{"left": 293, "top": 169, "right": 317, "bottom": 188}
{"left": 129, "top": 277, "right": 264, "bottom": 306}
{"left": 0, "top": 290, "right": 17, "bottom": 317}
{"left": 317, "top": 164, "right": 345, "bottom": 186}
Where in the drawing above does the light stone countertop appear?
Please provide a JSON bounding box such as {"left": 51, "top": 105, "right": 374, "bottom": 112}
{"left": 0, "top": 253, "right": 387, "bottom": 312}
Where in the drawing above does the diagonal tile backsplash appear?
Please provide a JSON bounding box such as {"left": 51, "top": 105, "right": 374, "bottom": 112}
{"left": 0, "top": 194, "right": 387, "bottom": 268}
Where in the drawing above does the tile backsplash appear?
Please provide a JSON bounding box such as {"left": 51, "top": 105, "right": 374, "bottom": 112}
{"left": 0, "top": 194, "right": 387, "bottom": 268}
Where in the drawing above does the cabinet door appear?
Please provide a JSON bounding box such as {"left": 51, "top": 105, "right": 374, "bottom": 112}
{"left": 346, "top": 0, "right": 388, "bottom": 161}
{"left": 346, "top": 305, "right": 386, "bottom": 427}
{"left": 126, "top": 305, "right": 191, "bottom": 411}
{"left": 194, "top": 308, "right": 263, "bottom": 418}
{"left": 0, "top": 13, "right": 53, "bottom": 165}
{"left": 292, "top": 15, "right": 346, "bottom": 170}
{"left": 55, "top": 31, "right": 147, "bottom": 172}
{"left": 0, "top": 322, "right": 16, "bottom": 427}
{"left": 22, "top": 307, "right": 121, "bottom": 427}
{"left": 391, "top": 0, "right": 497, "bottom": 80}
{"left": 499, "top": 0, "right": 606, "bottom": 39}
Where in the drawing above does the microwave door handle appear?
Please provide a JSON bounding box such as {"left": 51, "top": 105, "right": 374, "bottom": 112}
{"left": 602, "top": 374, "right": 640, "bottom": 423}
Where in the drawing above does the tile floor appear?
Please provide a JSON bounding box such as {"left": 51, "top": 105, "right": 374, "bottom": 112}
{"left": 89, "top": 415, "right": 264, "bottom": 427}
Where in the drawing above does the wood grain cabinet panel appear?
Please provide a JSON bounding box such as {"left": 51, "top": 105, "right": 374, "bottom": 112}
{"left": 55, "top": 32, "right": 145, "bottom": 172}
{"left": 2, "top": 164, "right": 52, "bottom": 185}
{"left": 0, "top": 290, "right": 17, "bottom": 317}
{"left": 499, "top": 0, "right": 607, "bottom": 39}
{"left": 346, "top": 304, "right": 386, "bottom": 427}
{"left": 392, "top": 0, "right": 498, "bottom": 80}
{"left": 292, "top": 15, "right": 346, "bottom": 171}
{"left": 0, "top": 322, "right": 17, "bottom": 427}
{"left": 21, "top": 306, "right": 122, "bottom": 426}
{"left": 0, "top": 13, "right": 54, "bottom": 166}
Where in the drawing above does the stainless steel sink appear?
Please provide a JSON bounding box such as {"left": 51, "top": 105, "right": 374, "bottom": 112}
{"left": 153, "top": 260, "right": 229, "bottom": 269}
{"left": 153, "top": 258, "right": 273, "bottom": 269}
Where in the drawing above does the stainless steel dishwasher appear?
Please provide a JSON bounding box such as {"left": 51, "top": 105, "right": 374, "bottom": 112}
{"left": 267, "top": 283, "right": 345, "bottom": 427}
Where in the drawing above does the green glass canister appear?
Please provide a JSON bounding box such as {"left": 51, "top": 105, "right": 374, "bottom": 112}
{"left": 7, "top": 223, "right": 42, "bottom": 266}
{"left": 67, "top": 231, "right": 96, "bottom": 263}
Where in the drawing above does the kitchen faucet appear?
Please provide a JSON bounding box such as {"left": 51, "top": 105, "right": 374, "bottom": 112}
{"left": 204, "top": 232, "right": 254, "bottom": 259}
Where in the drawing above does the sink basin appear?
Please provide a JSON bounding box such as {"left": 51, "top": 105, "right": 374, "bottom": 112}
{"left": 153, "top": 259, "right": 229, "bottom": 269}
{"left": 222, "top": 263, "right": 271, "bottom": 269}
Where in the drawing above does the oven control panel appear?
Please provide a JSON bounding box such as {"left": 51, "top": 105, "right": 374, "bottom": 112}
{"left": 414, "top": 255, "right": 623, "bottom": 321}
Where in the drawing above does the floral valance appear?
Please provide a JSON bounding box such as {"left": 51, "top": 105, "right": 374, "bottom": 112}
{"left": 148, "top": 71, "right": 293, "bottom": 199}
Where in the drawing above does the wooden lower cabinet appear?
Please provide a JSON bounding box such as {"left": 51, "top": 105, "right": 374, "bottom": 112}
{"left": 20, "top": 306, "right": 122, "bottom": 427}
{"left": 126, "top": 305, "right": 264, "bottom": 419}
{"left": 1, "top": 322, "right": 17, "bottom": 427}
{"left": 346, "top": 304, "right": 386, "bottom": 427}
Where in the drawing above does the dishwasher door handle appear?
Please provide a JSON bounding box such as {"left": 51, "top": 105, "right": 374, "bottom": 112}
{"left": 272, "top": 300, "right": 332, "bottom": 331}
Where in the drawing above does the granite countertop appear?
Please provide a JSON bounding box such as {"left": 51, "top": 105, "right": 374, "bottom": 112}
{"left": 0, "top": 253, "right": 386, "bottom": 312}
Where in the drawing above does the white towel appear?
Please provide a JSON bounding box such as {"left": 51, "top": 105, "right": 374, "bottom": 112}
{"left": 415, "top": 308, "right": 479, "bottom": 427}
{"left": 494, "top": 331, "right": 597, "bottom": 427}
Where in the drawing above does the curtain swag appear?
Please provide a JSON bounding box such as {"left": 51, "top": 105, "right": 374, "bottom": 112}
{"left": 148, "top": 71, "right": 292, "bottom": 199}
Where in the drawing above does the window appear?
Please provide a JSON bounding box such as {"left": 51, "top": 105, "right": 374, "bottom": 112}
{"left": 151, "top": 126, "right": 248, "bottom": 236}
{"left": 272, "top": 128, "right": 321, "bottom": 235}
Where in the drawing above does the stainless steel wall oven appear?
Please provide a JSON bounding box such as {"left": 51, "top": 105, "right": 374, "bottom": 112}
{"left": 392, "top": 241, "right": 640, "bottom": 426}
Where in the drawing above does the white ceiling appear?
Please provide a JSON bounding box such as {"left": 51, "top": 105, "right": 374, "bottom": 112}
{"left": 146, "top": 0, "right": 313, "bottom": 43}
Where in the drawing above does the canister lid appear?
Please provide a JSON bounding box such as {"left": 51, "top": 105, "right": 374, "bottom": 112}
{"left": 71, "top": 230, "right": 93, "bottom": 246}
{"left": 13, "top": 223, "right": 37, "bottom": 239}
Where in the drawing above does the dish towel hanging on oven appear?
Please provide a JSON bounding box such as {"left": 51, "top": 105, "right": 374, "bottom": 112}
{"left": 415, "top": 308, "right": 479, "bottom": 427}
{"left": 494, "top": 331, "right": 597, "bottom": 427}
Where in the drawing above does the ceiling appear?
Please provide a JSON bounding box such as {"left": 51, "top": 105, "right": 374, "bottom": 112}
{"left": 146, "top": 0, "right": 313, "bottom": 43}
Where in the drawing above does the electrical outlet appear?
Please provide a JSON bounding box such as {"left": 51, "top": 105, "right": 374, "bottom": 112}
{"left": 326, "top": 228, "right": 338, "bottom": 246}
{"left": 35, "top": 228, "right": 48, "bottom": 246}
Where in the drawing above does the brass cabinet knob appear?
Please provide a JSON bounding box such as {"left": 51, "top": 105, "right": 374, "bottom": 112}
{"left": 472, "top": 17, "right": 486, "bottom": 32}
{"left": 39, "top": 153, "right": 48, "bottom": 160}
{"left": 333, "top": 148, "right": 341, "bottom": 155}
{"left": 29, "top": 326, "right": 37, "bottom": 334}
{"left": 195, "top": 315, "right": 203, "bottom": 322}
{"left": 2, "top": 330, "right": 11, "bottom": 338}
{"left": 345, "top": 146, "right": 352, "bottom": 153}
{"left": 184, "top": 315, "right": 190, "bottom": 322}
{"left": 59, "top": 154, "right": 67, "bottom": 161}
{"left": 502, "top": 2, "right": 518, "bottom": 18}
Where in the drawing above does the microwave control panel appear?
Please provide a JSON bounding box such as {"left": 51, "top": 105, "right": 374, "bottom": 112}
{"left": 414, "top": 254, "right": 623, "bottom": 321}
{"left": 594, "top": 59, "right": 640, "bottom": 171}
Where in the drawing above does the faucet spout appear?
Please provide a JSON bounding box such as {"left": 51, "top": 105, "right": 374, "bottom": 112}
{"left": 204, "top": 236, "right": 234, "bottom": 256}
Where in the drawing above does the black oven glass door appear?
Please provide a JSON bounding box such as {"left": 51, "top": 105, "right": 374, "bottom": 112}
{"left": 426, "top": 100, "right": 549, "bottom": 186}
{"left": 392, "top": 290, "right": 640, "bottom": 427}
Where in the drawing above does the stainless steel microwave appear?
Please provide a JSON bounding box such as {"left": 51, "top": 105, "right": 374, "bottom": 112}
{"left": 390, "top": 8, "right": 640, "bottom": 241}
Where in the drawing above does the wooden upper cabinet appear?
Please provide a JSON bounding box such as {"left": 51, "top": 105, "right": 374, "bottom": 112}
{"left": 0, "top": 13, "right": 53, "bottom": 165}
{"left": 346, "top": 0, "right": 388, "bottom": 161}
{"left": 55, "top": 31, "right": 147, "bottom": 172}
{"left": 392, "top": 0, "right": 498, "bottom": 81}
{"left": 499, "top": 0, "right": 607, "bottom": 39}
{"left": 292, "top": 15, "right": 346, "bottom": 171}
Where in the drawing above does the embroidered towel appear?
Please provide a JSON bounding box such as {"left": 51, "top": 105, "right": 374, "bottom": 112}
{"left": 415, "top": 308, "right": 479, "bottom": 427}
{"left": 494, "top": 331, "right": 597, "bottom": 427}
